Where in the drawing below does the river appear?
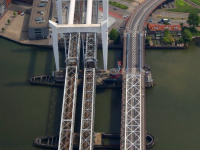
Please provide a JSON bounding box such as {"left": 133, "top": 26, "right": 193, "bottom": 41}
{"left": 1, "top": 37, "right": 200, "bottom": 150}
{"left": 0, "top": 37, "right": 121, "bottom": 150}
{"left": 146, "top": 39, "right": 200, "bottom": 150}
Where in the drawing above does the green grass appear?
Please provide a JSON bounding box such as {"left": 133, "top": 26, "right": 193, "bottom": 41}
{"left": 167, "top": 0, "right": 200, "bottom": 13}
{"left": 190, "top": 0, "right": 200, "bottom": 5}
{"left": 109, "top": 1, "right": 129, "bottom": 10}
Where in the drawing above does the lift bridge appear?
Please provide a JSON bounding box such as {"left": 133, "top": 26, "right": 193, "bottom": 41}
{"left": 49, "top": 0, "right": 108, "bottom": 150}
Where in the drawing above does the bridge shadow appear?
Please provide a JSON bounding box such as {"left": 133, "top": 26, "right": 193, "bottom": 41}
{"left": 45, "top": 87, "right": 63, "bottom": 135}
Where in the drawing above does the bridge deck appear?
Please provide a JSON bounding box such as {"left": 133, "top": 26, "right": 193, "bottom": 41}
{"left": 58, "top": 66, "right": 78, "bottom": 150}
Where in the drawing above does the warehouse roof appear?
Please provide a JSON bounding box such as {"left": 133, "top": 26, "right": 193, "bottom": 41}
{"left": 29, "top": 0, "right": 51, "bottom": 28}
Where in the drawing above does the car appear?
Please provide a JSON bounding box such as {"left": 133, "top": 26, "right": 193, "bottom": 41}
{"left": 21, "top": 12, "right": 24, "bottom": 16}
{"left": 18, "top": 11, "right": 21, "bottom": 15}
{"left": 113, "top": 8, "right": 117, "bottom": 10}
{"left": 149, "top": 20, "right": 153, "bottom": 22}
{"left": 158, "top": 21, "right": 161, "bottom": 23}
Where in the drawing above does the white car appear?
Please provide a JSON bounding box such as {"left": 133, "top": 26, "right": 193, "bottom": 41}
{"left": 21, "top": 12, "right": 24, "bottom": 16}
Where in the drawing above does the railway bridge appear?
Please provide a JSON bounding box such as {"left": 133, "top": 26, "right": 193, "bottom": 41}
{"left": 48, "top": 0, "right": 167, "bottom": 149}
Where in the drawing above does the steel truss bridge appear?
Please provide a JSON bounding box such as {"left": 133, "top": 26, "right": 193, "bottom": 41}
{"left": 49, "top": 0, "right": 167, "bottom": 150}
{"left": 50, "top": 1, "right": 101, "bottom": 150}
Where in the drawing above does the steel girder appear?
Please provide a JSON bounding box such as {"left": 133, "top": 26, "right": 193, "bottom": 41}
{"left": 66, "top": 33, "right": 81, "bottom": 65}
{"left": 79, "top": 68, "right": 96, "bottom": 150}
{"left": 58, "top": 66, "right": 78, "bottom": 150}
{"left": 125, "top": 74, "right": 141, "bottom": 150}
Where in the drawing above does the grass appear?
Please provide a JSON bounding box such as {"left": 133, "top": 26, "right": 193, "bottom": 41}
{"left": 190, "top": 0, "right": 200, "bottom": 5}
{"left": 157, "top": 16, "right": 188, "bottom": 20}
{"left": 167, "top": 0, "right": 200, "bottom": 13}
{"left": 109, "top": 1, "right": 129, "bottom": 10}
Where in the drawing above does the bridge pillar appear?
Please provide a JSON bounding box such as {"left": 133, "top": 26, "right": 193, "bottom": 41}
{"left": 50, "top": 25, "right": 60, "bottom": 71}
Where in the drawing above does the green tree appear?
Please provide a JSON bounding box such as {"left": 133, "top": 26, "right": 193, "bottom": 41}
{"left": 168, "top": 35, "right": 174, "bottom": 45}
{"left": 7, "top": 19, "right": 10, "bottom": 24}
{"left": 1, "top": 27, "right": 5, "bottom": 32}
{"left": 178, "top": 37, "right": 183, "bottom": 44}
{"left": 164, "top": 29, "right": 170, "bottom": 37}
{"left": 162, "top": 37, "right": 169, "bottom": 44}
{"left": 187, "top": 12, "right": 200, "bottom": 28}
{"left": 13, "top": 11, "right": 17, "bottom": 17}
{"left": 145, "top": 35, "right": 151, "bottom": 45}
{"left": 109, "top": 28, "right": 119, "bottom": 42}
{"left": 180, "top": 23, "right": 184, "bottom": 29}
{"left": 182, "top": 29, "right": 192, "bottom": 44}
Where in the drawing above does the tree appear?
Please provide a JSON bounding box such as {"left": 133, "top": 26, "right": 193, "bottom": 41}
{"left": 162, "top": 37, "right": 169, "bottom": 44}
{"left": 164, "top": 29, "right": 170, "bottom": 37}
{"left": 145, "top": 35, "right": 151, "bottom": 45}
{"left": 178, "top": 37, "right": 183, "bottom": 44}
{"left": 7, "top": 19, "right": 10, "bottom": 24}
{"left": 109, "top": 28, "right": 119, "bottom": 43}
{"left": 187, "top": 12, "right": 200, "bottom": 28}
{"left": 168, "top": 35, "right": 174, "bottom": 45}
{"left": 13, "top": 11, "right": 17, "bottom": 17}
{"left": 182, "top": 29, "right": 192, "bottom": 44}
{"left": 180, "top": 23, "right": 184, "bottom": 29}
{"left": 1, "top": 27, "right": 5, "bottom": 32}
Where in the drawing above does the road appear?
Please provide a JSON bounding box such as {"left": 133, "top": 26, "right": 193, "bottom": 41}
{"left": 124, "top": 0, "right": 166, "bottom": 149}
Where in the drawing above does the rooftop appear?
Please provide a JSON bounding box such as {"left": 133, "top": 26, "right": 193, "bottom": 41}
{"left": 29, "top": 0, "right": 51, "bottom": 28}
{"left": 148, "top": 23, "right": 182, "bottom": 31}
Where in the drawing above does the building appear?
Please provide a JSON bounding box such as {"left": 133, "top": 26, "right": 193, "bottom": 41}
{"left": 28, "top": 0, "right": 51, "bottom": 40}
{"left": 0, "top": 0, "right": 12, "bottom": 19}
{"left": 147, "top": 23, "right": 182, "bottom": 40}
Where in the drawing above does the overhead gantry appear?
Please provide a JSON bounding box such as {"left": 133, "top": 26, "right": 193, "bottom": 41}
{"left": 49, "top": 0, "right": 108, "bottom": 150}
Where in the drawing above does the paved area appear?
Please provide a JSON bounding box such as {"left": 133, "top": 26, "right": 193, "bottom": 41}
{"left": 0, "top": 10, "right": 49, "bottom": 45}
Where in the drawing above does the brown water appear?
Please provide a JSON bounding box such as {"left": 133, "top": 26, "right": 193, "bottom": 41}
{"left": 0, "top": 37, "right": 122, "bottom": 150}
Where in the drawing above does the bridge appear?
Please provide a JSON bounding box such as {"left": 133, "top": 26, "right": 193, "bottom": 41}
{"left": 48, "top": 0, "right": 166, "bottom": 149}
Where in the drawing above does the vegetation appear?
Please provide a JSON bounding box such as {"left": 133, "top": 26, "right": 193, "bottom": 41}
{"left": 182, "top": 26, "right": 200, "bottom": 36}
{"left": 182, "top": 29, "right": 192, "bottom": 44}
{"left": 13, "top": 11, "right": 17, "bottom": 17}
{"left": 168, "top": 0, "right": 200, "bottom": 13}
{"left": 190, "top": 0, "right": 200, "bottom": 5}
{"left": 187, "top": 12, "right": 200, "bottom": 27}
{"left": 109, "top": 28, "right": 120, "bottom": 44}
{"left": 1, "top": 27, "right": 5, "bottom": 32}
{"left": 145, "top": 35, "right": 151, "bottom": 45}
{"left": 7, "top": 19, "right": 10, "bottom": 24}
{"left": 180, "top": 23, "right": 184, "bottom": 29}
{"left": 109, "top": 1, "right": 129, "bottom": 10}
{"left": 161, "top": 29, "right": 174, "bottom": 45}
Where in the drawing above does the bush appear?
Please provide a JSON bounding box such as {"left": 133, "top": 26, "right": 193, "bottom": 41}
{"left": 109, "top": 1, "right": 129, "bottom": 9}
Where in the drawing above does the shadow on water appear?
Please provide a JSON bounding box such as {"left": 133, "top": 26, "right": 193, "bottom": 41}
{"left": 45, "top": 87, "right": 63, "bottom": 135}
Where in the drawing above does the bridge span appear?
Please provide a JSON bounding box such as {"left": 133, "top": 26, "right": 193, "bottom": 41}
{"left": 121, "top": 0, "right": 167, "bottom": 150}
